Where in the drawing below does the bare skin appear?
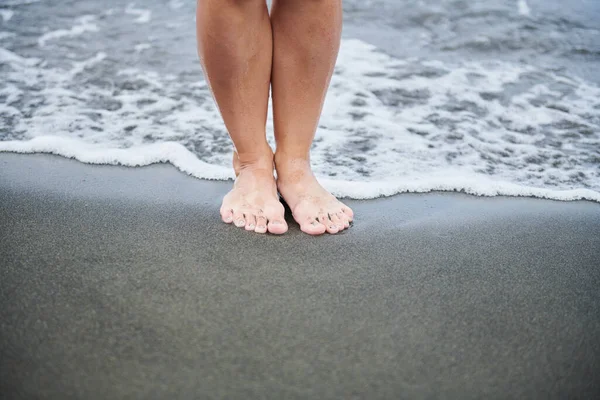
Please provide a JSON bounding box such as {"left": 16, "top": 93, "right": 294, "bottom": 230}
{"left": 196, "top": 0, "right": 353, "bottom": 235}
{"left": 271, "top": 0, "right": 353, "bottom": 235}
{"left": 197, "top": 0, "right": 287, "bottom": 234}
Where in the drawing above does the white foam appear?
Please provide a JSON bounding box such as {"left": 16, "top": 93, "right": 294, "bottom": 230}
{"left": 168, "top": 0, "right": 184, "bottom": 10}
{"left": 323, "top": 176, "right": 599, "bottom": 201}
{"left": 125, "top": 4, "right": 152, "bottom": 24}
{"left": 518, "top": 0, "right": 531, "bottom": 16}
{"left": 2, "top": 0, "right": 41, "bottom": 5}
{"left": 134, "top": 43, "right": 151, "bottom": 53}
{"left": 1, "top": 38, "right": 599, "bottom": 202}
{"left": 0, "top": 47, "right": 40, "bottom": 66}
{"left": 0, "top": 136, "right": 231, "bottom": 179}
{"left": 0, "top": 31, "right": 16, "bottom": 41}
{"left": 0, "top": 10, "right": 15, "bottom": 22}
{"left": 68, "top": 51, "right": 106, "bottom": 77}
{"left": 38, "top": 15, "right": 98, "bottom": 47}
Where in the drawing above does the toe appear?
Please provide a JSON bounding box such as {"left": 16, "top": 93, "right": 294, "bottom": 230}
{"left": 318, "top": 212, "right": 338, "bottom": 234}
{"left": 340, "top": 212, "right": 350, "bottom": 228}
{"left": 317, "top": 211, "right": 328, "bottom": 225}
{"left": 244, "top": 214, "right": 256, "bottom": 231}
{"left": 300, "top": 218, "right": 327, "bottom": 235}
{"left": 255, "top": 216, "right": 268, "bottom": 234}
{"left": 221, "top": 208, "right": 233, "bottom": 224}
{"left": 267, "top": 219, "right": 288, "bottom": 235}
{"left": 341, "top": 204, "right": 354, "bottom": 221}
{"left": 232, "top": 210, "right": 245, "bottom": 228}
{"left": 325, "top": 220, "right": 339, "bottom": 234}
{"left": 330, "top": 213, "right": 345, "bottom": 231}
{"left": 265, "top": 203, "right": 288, "bottom": 235}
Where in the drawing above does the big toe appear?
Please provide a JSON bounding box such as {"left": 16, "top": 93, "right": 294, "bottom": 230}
{"left": 300, "top": 218, "right": 327, "bottom": 236}
{"left": 265, "top": 204, "right": 288, "bottom": 235}
{"left": 220, "top": 208, "right": 233, "bottom": 224}
{"left": 267, "top": 219, "right": 288, "bottom": 235}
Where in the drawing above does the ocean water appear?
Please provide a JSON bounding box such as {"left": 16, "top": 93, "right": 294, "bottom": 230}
{"left": 1, "top": 0, "right": 599, "bottom": 201}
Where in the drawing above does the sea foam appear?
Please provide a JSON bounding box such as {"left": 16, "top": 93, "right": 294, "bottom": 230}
{"left": 37, "top": 15, "right": 99, "bottom": 47}
{"left": 125, "top": 3, "right": 152, "bottom": 24}
{"left": 0, "top": 10, "right": 15, "bottom": 22}
{"left": 1, "top": 21, "right": 599, "bottom": 202}
{"left": 517, "top": 0, "right": 531, "bottom": 17}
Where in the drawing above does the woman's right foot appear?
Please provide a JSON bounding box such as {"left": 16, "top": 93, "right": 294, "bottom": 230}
{"left": 220, "top": 152, "right": 288, "bottom": 235}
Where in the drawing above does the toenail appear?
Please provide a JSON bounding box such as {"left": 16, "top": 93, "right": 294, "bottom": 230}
{"left": 235, "top": 219, "right": 245, "bottom": 226}
{"left": 248, "top": 224, "right": 255, "bottom": 229}
{"left": 224, "top": 216, "right": 232, "bottom": 222}
{"left": 329, "top": 225, "right": 336, "bottom": 229}
{"left": 272, "top": 221, "right": 282, "bottom": 225}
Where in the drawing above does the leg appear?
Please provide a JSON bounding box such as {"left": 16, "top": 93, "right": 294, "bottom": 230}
{"left": 270, "top": 0, "right": 353, "bottom": 235}
{"left": 196, "top": 0, "right": 287, "bottom": 234}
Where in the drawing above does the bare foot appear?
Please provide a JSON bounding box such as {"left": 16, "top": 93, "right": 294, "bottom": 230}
{"left": 220, "top": 152, "right": 288, "bottom": 235}
{"left": 274, "top": 155, "right": 354, "bottom": 235}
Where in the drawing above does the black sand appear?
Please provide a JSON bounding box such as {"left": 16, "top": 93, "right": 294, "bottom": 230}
{"left": 1, "top": 153, "right": 600, "bottom": 399}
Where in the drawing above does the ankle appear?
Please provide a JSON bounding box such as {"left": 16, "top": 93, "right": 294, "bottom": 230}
{"left": 273, "top": 151, "right": 311, "bottom": 171}
{"left": 234, "top": 146, "right": 274, "bottom": 175}
{"left": 274, "top": 152, "right": 316, "bottom": 185}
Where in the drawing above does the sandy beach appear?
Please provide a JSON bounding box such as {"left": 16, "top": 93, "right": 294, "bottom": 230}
{"left": 1, "top": 152, "right": 599, "bottom": 399}
{"left": 2, "top": 0, "right": 600, "bottom": 398}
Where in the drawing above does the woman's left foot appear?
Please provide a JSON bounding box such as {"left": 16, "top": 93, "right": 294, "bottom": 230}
{"left": 274, "top": 154, "right": 354, "bottom": 235}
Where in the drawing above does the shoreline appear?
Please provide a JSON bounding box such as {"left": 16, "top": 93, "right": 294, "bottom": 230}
{"left": 1, "top": 147, "right": 599, "bottom": 203}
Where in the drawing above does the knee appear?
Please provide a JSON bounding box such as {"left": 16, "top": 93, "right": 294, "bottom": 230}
{"left": 212, "top": 0, "right": 266, "bottom": 7}
{"left": 198, "top": 0, "right": 266, "bottom": 9}
{"left": 278, "top": 0, "right": 341, "bottom": 4}
{"left": 273, "top": 0, "right": 342, "bottom": 9}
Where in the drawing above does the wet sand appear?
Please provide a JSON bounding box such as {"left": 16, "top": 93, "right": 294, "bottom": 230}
{"left": 1, "top": 153, "right": 600, "bottom": 399}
